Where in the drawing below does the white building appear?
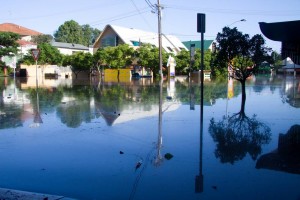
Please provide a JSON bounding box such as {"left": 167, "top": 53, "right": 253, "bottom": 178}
{"left": 93, "top": 24, "right": 187, "bottom": 54}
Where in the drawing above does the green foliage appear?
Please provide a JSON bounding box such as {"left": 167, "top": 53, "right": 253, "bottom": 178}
{"left": 215, "top": 27, "right": 271, "bottom": 81}
{"left": 54, "top": 20, "right": 84, "bottom": 45}
{"left": 105, "top": 44, "right": 134, "bottom": 69}
{"left": 54, "top": 20, "right": 101, "bottom": 46}
{"left": 63, "top": 52, "right": 93, "bottom": 76}
{"left": 136, "top": 43, "right": 168, "bottom": 77}
{"left": 0, "top": 32, "right": 20, "bottom": 69}
{"left": 21, "top": 43, "right": 62, "bottom": 65}
{"left": 31, "top": 34, "right": 53, "bottom": 44}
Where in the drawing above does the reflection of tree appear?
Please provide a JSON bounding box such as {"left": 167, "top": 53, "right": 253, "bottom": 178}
{"left": 209, "top": 112, "right": 271, "bottom": 164}
{"left": 0, "top": 104, "right": 23, "bottom": 129}
{"left": 27, "top": 87, "right": 63, "bottom": 114}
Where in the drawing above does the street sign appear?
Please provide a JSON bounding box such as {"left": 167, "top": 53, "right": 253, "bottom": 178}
{"left": 31, "top": 49, "right": 40, "bottom": 61}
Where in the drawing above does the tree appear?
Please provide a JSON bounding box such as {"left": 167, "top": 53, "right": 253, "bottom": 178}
{"left": 54, "top": 20, "right": 101, "bottom": 46}
{"left": 54, "top": 20, "right": 84, "bottom": 45}
{"left": 21, "top": 43, "right": 62, "bottom": 65}
{"left": 62, "top": 52, "right": 93, "bottom": 78}
{"left": 215, "top": 27, "right": 272, "bottom": 114}
{"left": 31, "top": 34, "right": 53, "bottom": 44}
{"left": 136, "top": 43, "right": 168, "bottom": 77}
{"left": 0, "top": 32, "right": 20, "bottom": 73}
{"left": 82, "top": 24, "right": 101, "bottom": 46}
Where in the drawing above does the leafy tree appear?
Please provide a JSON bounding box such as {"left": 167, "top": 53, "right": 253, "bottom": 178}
{"left": 21, "top": 43, "right": 62, "bottom": 65}
{"left": 82, "top": 24, "right": 101, "bottom": 46}
{"left": 93, "top": 47, "right": 109, "bottom": 74}
{"left": 54, "top": 20, "right": 84, "bottom": 45}
{"left": 63, "top": 52, "right": 93, "bottom": 78}
{"left": 0, "top": 32, "right": 20, "bottom": 72}
{"left": 136, "top": 43, "right": 168, "bottom": 77}
{"left": 215, "top": 27, "right": 272, "bottom": 114}
{"left": 175, "top": 49, "right": 190, "bottom": 75}
{"left": 54, "top": 20, "right": 101, "bottom": 46}
{"left": 31, "top": 34, "right": 53, "bottom": 44}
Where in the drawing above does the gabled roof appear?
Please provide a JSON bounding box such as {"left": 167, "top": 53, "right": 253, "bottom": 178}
{"left": 0, "top": 23, "right": 42, "bottom": 36}
{"left": 51, "top": 41, "right": 89, "bottom": 50}
{"left": 94, "top": 24, "right": 187, "bottom": 54}
{"left": 182, "top": 40, "right": 214, "bottom": 50}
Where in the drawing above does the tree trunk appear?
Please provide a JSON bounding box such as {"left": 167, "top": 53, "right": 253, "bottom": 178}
{"left": 240, "top": 79, "right": 246, "bottom": 114}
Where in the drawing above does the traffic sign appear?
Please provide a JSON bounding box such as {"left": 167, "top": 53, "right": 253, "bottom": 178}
{"left": 31, "top": 49, "right": 40, "bottom": 61}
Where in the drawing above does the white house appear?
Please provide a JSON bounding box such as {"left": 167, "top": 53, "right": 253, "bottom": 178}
{"left": 50, "top": 41, "right": 90, "bottom": 55}
{"left": 93, "top": 24, "right": 188, "bottom": 54}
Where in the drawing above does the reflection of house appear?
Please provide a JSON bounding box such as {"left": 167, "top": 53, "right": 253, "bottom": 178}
{"left": 50, "top": 41, "right": 91, "bottom": 55}
{"left": 93, "top": 24, "right": 187, "bottom": 54}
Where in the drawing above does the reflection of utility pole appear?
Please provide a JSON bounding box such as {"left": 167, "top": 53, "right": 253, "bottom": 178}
{"left": 155, "top": 78, "right": 164, "bottom": 166}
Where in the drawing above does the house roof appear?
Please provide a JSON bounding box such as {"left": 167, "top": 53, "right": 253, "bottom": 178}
{"left": 51, "top": 41, "right": 89, "bottom": 50}
{"left": 94, "top": 24, "right": 188, "bottom": 54}
{"left": 0, "top": 23, "right": 42, "bottom": 36}
{"left": 182, "top": 40, "right": 214, "bottom": 50}
{"left": 259, "top": 20, "right": 300, "bottom": 42}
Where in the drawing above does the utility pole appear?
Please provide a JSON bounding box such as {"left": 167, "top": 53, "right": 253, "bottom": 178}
{"left": 157, "top": 0, "right": 163, "bottom": 80}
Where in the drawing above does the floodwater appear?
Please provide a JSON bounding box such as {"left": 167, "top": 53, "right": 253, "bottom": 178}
{"left": 0, "top": 74, "right": 299, "bottom": 200}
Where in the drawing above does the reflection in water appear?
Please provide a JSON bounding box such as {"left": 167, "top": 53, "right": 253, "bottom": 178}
{"left": 31, "top": 83, "right": 43, "bottom": 128}
{"left": 256, "top": 124, "right": 300, "bottom": 174}
{"left": 195, "top": 77, "right": 204, "bottom": 193}
{"left": 154, "top": 78, "right": 164, "bottom": 166}
{"left": 209, "top": 112, "right": 271, "bottom": 164}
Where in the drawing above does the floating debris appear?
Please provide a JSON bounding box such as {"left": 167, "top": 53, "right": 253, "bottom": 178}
{"left": 164, "top": 153, "right": 174, "bottom": 160}
{"left": 119, "top": 151, "right": 124, "bottom": 154}
{"left": 135, "top": 160, "right": 143, "bottom": 171}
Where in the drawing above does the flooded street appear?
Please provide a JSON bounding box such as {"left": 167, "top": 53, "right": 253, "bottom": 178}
{"left": 0, "top": 74, "right": 299, "bottom": 200}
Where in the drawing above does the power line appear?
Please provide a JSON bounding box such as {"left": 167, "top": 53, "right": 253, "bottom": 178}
{"left": 130, "top": 0, "right": 155, "bottom": 30}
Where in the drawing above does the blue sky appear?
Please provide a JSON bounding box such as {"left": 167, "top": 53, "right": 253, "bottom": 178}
{"left": 1, "top": 0, "right": 300, "bottom": 52}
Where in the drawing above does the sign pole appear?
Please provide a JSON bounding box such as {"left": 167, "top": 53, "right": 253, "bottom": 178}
{"left": 195, "top": 13, "right": 205, "bottom": 193}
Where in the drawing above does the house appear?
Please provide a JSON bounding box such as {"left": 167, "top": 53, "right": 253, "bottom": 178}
{"left": 93, "top": 24, "right": 188, "bottom": 54}
{"left": 182, "top": 40, "right": 215, "bottom": 51}
{"left": 50, "top": 41, "right": 90, "bottom": 55}
{"left": 0, "top": 23, "right": 41, "bottom": 58}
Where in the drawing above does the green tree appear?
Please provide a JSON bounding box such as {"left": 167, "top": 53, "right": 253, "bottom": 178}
{"left": 82, "top": 24, "right": 101, "bottom": 46}
{"left": 63, "top": 52, "right": 93, "bottom": 78}
{"left": 175, "top": 49, "right": 190, "bottom": 75}
{"left": 0, "top": 32, "right": 20, "bottom": 73}
{"left": 215, "top": 27, "right": 271, "bottom": 114}
{"left": 54, "top": 20, "right": 84, "bottom": 45}
{"left": 136, "top": 43, "right": 168, "bottom": 78}
{"left": 31, "top": 34, "right": 53, "bottom": 44}
{"left": 54, "top": 20, "right": 101, "bottom": 46}
{"left": 21, "top": 43, "right": 62, "bottom": 65}
{"left": 93, "top": 47, "right": 109, "bottom": 74}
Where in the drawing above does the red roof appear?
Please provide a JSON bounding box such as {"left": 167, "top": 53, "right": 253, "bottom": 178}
{"left": 17, "top": 40, "right": 36, "bottom": 46}
{"left": 0, "top": 23, "right": 42, "bottom": 36}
